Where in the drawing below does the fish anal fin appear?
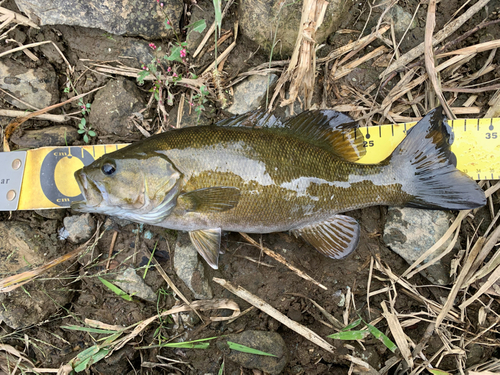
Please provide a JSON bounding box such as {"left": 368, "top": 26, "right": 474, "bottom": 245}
{"left": 292, "top": 215, "right": 360, "bottom": 259}
{"left": 282, "top": 110, "right": 366, "bottom": 162}
{"left": 179, "top": 187, "right": 240, "bottom": 213}
{"left": 189, "top": 228, "right": 221, "bottom": 269}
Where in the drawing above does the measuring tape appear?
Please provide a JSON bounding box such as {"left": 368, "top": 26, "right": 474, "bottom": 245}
{"left": 1, "top": 118, "right": 499, "bottom": 211}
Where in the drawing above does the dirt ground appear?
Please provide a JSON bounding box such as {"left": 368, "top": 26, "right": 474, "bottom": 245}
{"left": 0, "top": 0, "right": 499, "bottom": 374}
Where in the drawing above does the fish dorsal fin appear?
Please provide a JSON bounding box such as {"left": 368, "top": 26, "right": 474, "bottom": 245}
{"left": 216, "top": 110, "right": 283, "bottom": 128}
{"left": 292, "top": 215, "right": 360, "bottom": 259}
{"left": 178, "top": 187, "right": 240, "bottom": 213}
{"left": 217, "top": 110, "right": 365, "bottom": 162}
{"left": 280, "top": 110, "right": 366, "bottom": 162}
{"left": 189, "top": 228, "right": 221, "bottom": 269}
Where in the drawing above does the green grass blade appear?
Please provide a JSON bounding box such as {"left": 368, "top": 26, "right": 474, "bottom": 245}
{"left": 366, "top": 323, "right": 398, "bottom": 353}
{"left": 136, "top": 336, "right": 218, "bottom": 350}
{"left": 226, "top": 341, "right": 277, "bottom": 357}
{"left": 71, "top": 345, "right": 110, "bottom": 372}
{"left": 218, "top": 360, "right": 224, "bottom": 375}
{"left": 61, "top": 325, "right": 122, "bottom": 334}
{"left": 341, "top": 317, "right": 362, "bottom": 331}
{"left": 428, "top": 369, "right": 452, "bottom": 375}
{"left": 213, "top": 0, "right": 222, "bottom": 31}
{"left": 98, "top": 277, "right": 133, "bottom": 301}
{"left": 327, "top": 330, "right": 370, "bottom": 340}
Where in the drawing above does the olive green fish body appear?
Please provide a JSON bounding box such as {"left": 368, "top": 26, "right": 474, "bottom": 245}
{"left": 73, "top": 108, "right": 486, "bottom": 268}
{"left": 146, "top": 126, "right": 407, "bottom": 232}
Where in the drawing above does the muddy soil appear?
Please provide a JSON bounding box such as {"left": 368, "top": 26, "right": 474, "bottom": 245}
{"left": 0, "top": 0, "right": 499, "bottom": 374}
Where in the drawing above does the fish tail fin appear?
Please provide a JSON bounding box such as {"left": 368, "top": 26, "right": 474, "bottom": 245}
{"left": 389, "top": 107, "right": 485, "bottom": 210}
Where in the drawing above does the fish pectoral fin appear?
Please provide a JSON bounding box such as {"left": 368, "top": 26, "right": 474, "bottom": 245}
{"left": 179, "top": 187, "right": 240, "bottom": 213}
{"left": 292, "top": 215, "right": 360, "bottom": 259}
{"left": 189, "top": 228, "right": 221, "bottom": 269}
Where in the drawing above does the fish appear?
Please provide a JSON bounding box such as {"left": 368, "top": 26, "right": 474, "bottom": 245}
{"left": 72, "top": 108, "right": 486, "bottom": 269}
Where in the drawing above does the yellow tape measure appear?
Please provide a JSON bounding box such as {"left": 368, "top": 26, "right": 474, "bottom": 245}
{"left": 1, "top": 118, "right": 499, "bottom": 211}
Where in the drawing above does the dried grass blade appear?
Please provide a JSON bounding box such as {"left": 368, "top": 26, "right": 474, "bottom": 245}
{"left": 380, "top": 0, "right": 492, "bottom": 78}
{"left": 424, "top": 0, "right": 454, "bottom": 119}
{"left": 381, "top": 301, "right": 413, "bottom": 368}
{"left": 435, "top": 237, "right": 485, "bottom": 328}
{"left": 459, "top": 264, "right": 500, "bottom": 310}
{"left": 213, "top": 277, "right": 335, "bottom": 353}
{"left": 437, "top": 39, "right": 500, "bottom": 57}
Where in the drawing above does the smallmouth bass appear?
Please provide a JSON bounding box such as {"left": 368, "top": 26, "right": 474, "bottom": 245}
{"left": 72, "top": 108, "right": 486, "bottom": 268}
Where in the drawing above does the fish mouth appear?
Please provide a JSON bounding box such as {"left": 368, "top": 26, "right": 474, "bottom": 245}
{"left": 71, "top": 170, "right": 103, "bottom": 211}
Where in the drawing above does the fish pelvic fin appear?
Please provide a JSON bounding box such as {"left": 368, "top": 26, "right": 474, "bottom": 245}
{"left": 292, "top": 215, "right": 360, "bottom": 259}
{"left": 390, "top": 107, "right": 486, "bottom": 210}
{"left": 189, "top": 228, "right": 221, "bottom": 269}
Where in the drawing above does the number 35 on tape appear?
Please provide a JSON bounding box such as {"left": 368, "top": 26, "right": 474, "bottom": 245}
{"left": 0, "top": 117, "right": 499, "bottom": 211}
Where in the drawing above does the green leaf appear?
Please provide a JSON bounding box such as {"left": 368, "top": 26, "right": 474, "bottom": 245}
{"left": 327, "top": 330, "right": 370, "bottom": 340}
{"left": 213, "top": 0, "right": 222, "bottom": 31}
{"left": 218, "top": 360, "right": 224, "bottom": 375}
{"left": 188, "top": 19, "right": 207, "bottom": 33}
{"left": 61, "top": 325, "right": 122, "bottom": 334}
{"left": 137, "top": 70, "right": 150, "bottom": 84}
{"left": 366, "top": 323, "right": 398, "bottom": 353}
{"left": 226, "top": 341, "right": 277, "bottom": 357}
{"left": 71, "top": 345, "right": 110, "bottom": 372}
{"left": 342, "top": 318, "right": 362, "bottom": 331}
{"left": 166, "top": 45, "right": 183, "bottom": 63}
{"left": 164, "top": 18, "right": 172, "bottom": 30}
{"left": 86, "top": 103, "right": 91, "bottom": 108}
{"left": 83, "top": 134, "right": 89, "bottom": 143}
{"left": 88, "top": 130, "right": 96, "bottom": 137}
{"left": 80, "top": 118, "right": 86, "bottom": 127}
{"left": 428, "top": 370, "right": 452, "bottom": 375}
{"left": 98, "top": 277, "right": 133, "bottom": 301}
{"left": 77, "top": 129, "right": 86, "bottom": 134}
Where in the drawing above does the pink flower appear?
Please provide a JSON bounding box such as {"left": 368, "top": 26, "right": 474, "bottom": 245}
{"left": 173, "top": 73, "right": 178, "bottom": 78}
{"left": 160, "top": 2, "right": 164, "bottom": 6}
{"left": 166, "top": 20, "right": 171, "bottom": 25}
{"left": 167, "top": 67, "right": 172, "bottom": 73}
{"left": 180, "top": 48, "right": 187, "bottom": 58}
{"left": 149, "top": 43, "right": 157, "bottom": 50}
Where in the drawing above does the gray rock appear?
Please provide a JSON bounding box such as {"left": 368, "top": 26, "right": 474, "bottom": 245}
{"left": 61, "top": 213, "right": 96, "bottom": 244}
{"left": 217, "top": 330, "right": 288, "bottom": 375}
{"left": 0, "top": 221, "right": 72, "bottom": 329}
{"left": 56, "top": 25, "right": 156, "bottom": 68}
{"left": 113, "top": 267, "right": 156, "bottom": 303}
{"left": 383, "top": 207, "right": 454, "bottom": 285}
{"left": 385, "top": 5, "right": 417, "bottom": 34}
{"left": 227, "top": 74, "right": 278, "bottom": 115}
{"left": 89, "top": 79, "right": 146, "bottom": 137}
{"left": 239, "top": 0, "right": 352, "bottom": 58}
{"left": 15, "top": 0, "right": 183, "bottom": 39}
{"left": 11, "top": 126, "right": 79, "bottom": 148}
{"left": 0, "top": 59, "right": 59, "bottom": 110}
{"left": 174, "top": 232, "right": 213, "bottom": 299}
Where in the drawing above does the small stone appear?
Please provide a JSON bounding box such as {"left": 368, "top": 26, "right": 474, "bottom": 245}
{"left": 0, "top": 59, "right": 59, "bottom": 110}
{"left": 11, "top": 126, "right": 79, "bottom": 148}
{"left": 217, "top": 330, "right": 288, "bottom": 375}
{"left": 287, "top": 307, "right": 302, "bottom": 322}
{"left": 383, "top": 207, "right": 454, "bottom": 285}
{"left": 174, "top": 232, "right": 213, "bottom": 300}
{"left": 385, "top": 5, "right": 418, "bottom": 34}
{"left": 113, "top": 267, "right": 156, "bottom": 303}
{"left": 89, "top": 79, "right": 146, "bottom": 137}
{"left": 227, "top": 74, "right": 278, "bottom": 115}
{"left": 62, "top": 214, "right": 96, "bottom": 244}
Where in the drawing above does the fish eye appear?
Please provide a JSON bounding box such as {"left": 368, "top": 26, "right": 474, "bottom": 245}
{"left": 101, "top": 161, "right": 116, "bottom": 176}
